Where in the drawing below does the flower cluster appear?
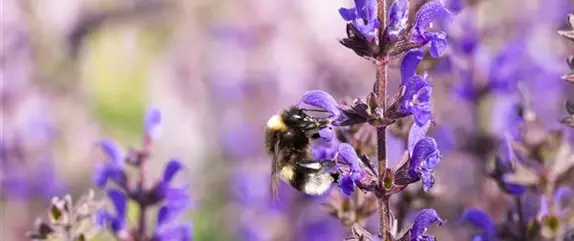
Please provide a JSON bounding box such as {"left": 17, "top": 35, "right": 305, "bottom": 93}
{"left": 93, "top": 108, "right": 193, "bottom": 241}
{"left": 339, "top": 0, "right": 452, "bottom": 59}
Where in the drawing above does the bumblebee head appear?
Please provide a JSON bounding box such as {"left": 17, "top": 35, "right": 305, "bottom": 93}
{"left": 281, "top": 107, "right": 319, "bottom": 130}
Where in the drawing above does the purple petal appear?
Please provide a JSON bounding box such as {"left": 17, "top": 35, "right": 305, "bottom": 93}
{"left": 107, "top": 189, "right": 127, "bottom": 219}
{"left": 408, "top": 120, "right": 431, "bottom": 154}
{"left": 412, "top": 101, "right": 433, "bottom": 127}
{"left": 505, "top": 183, "right": 527, "bottom": 196}
{"left": 460, "top": 208, "right": 496, "bottom": 236}
{"left": 337, "top": 143, "right": 360, "bottom": 169}
{"left": 413, "top": 0, "right": 452, "bottom": 30}
{"left": 411, "top": 209, "right": 444, "bottom": 238}
{"left": 553, "top": 186, "right": 572, "bottom": 208}
{"left": 338, "top": 174, "right": 355, "bottom": 196}
{"left": 338, "top": 8, "right": 357, "bottom": 21}
{"left": 318, "top": 127, "right": 334, "bottom": 142}
{"left": 299, "top": 90, "right": 340, "bottom": 118}
{"left": 401, "top": 49, "right": 424, "bottom": 83}
{"left": 428, "top": 31, "right": 448, "bottom": 58}
{"left": 409, "top": 138, "right": 440, "bottom": 178}
{"left": 165, "top": 186, "right": 191, "bottom": 211}
{"left": 100, "top": 140, "right": 123, "bottom": 165}
{"left": 157, "top": 205, "right": 170, "bottom": 226}
{"left": 163, "top": 159, "right": 183, "bottom": 183}
{"left": 422, "top": 171, "right": 435, "bottom": 191}
{"left": 95, "top": 209, "right": 111, "bottom": 227}
{"left": 93, "top": 165, "right": 111, "bottom": 188}
{"left": 362, "top": 0, "right": 377, "bottom": 21}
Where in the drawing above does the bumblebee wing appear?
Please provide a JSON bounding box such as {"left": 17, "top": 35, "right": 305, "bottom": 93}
{"left": 270, "top": 141, "right": 281, "bottom": 202}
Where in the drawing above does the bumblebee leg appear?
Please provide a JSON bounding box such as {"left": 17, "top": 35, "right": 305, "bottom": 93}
{"left": 270, "top": 142, "right": 281, "bottom": 202}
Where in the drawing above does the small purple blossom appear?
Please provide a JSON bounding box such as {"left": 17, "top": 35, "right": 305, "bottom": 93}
{"left": 406, "top": 120, "right": 441, "bottom": 192}
{"left": 144, "top": 107, "right": 162, "bottom": 141}
{"left": 460, "top": 208, "right": 497, "bottom": 241}
{"left": 400, "top": 49, "right": 434, "bottom": 127}
{"left": 387, "top": 0, "right": 409, "bottom": 41}
{"left": 410, "top": 1, "right": 452, "bottom": 58}
{"left": 154, "top": 205, "right": 193, "bottom": 241}
{"left": 299, "top": 90, "right": 341, "bottom": 118}
{"left": 96, "top": 189, "right": 128, "bottom": 234}
{"left": 93, "top": 140, "right": 126, "bottom": 189}
{"left": 409, "top": 209, "right": 445, "bottom": 241}
{"left": 339, "top": 0, "right": 380, "bottom": 40}
{"left": 492, "top": 136, "right": 527, "bottom": 196}
{"left": 336, "top": 143, "right": 366, "bottom": 195}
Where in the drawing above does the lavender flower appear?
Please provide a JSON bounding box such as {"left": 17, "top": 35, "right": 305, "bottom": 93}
{"left": 409, "top": 1, "right": 452, "bottom": 58}
{"left": 400, "top": 49, "right": 433, "bottom": 127}
{"left": 336, "top": 143, "right": 366, "bottom": 195}
{"left": 94, "top": 107, "right": 193, "bottom": 241}
{"left": 93, "top": 140, "right": 126, "bottom": 189}
{"left": 95, "top": 189, "right": 128, "bottom": 236}
{"left": 387, "top": 0, "right": 409, "bottom": 41}
{"left": 339, "top": 0, "right": 379, "bottom": 41}
{"left": 405, "top": 209, "right": 445, "bottom": 241}
{"left": 460, "top": 208, "right": 497, "bottom": 241}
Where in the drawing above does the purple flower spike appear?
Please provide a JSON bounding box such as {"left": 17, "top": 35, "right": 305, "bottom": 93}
{"left": 401, "top": 49, "right": 425, "bottom": 82}
{"left": 299, "top": 90, "right": 341, "bottom": 118}
{"left": 410, "top": 209, "right": 444, "bottom": 241}
{"left": 163, "top": 159, "right": 183, "bottom": 183}
{"left": 145, "top": 107, "right": 162, "bottom": 140}
{"left": 388, "top": 0, "right": 409, "bottom": 41}
{"left": 460, "top": 208, "right": 496, "bottom": 241}
{"left": 338, "top": 0, "right": 379, "bottom": 40}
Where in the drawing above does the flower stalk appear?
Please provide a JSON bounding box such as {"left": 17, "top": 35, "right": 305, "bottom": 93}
{"left": 375, "top": 0, "right": 391, "bottom": 238}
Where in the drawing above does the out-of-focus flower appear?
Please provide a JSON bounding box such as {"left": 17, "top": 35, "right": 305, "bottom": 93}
{"left": 154, "top": 204, "right": 193, "bottom": 241}
{"left": 561, "top": 100, "right": 574, "bottom": 127}
{"left": 28, "top": 191, "right": 101, "bottom": 240}
{"left": 339, "top": 0, "right": 379, "bottom": 41}
{"left": 144, "top": 107, "right": 162, "bottom": 141}
{"left": 94, "top": 108, "right": 194, "bottom": 240}
{"left": 409, "top": 1, "right": 452, "bottom": 58}
{"left": 460, "top": 208, "right": 497, "bottom": 241}
{"left": 489, "top": 135, "right": 527, "bottom": 196}
{"left": 93, "top": 140, "right": 126, "bottom": 189}
{"left": 95, "top": 189, "right": 128, "bottom": 235}
{"left": 538, "top": 186, "right": 573, "bottom": 239}
{"left": 400, "top": 49, "right": 433, "bottom": 127}
{"left": 156, "top": 159, "right": 192, "bottom": 211}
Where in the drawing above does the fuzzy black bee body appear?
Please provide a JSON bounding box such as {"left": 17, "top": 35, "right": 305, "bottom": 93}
{"left": 265, "top": 106, "right": 337, "bottom": 201}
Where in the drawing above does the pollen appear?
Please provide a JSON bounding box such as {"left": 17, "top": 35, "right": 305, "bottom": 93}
{"left": 266, "top": 115, "right": 287, "bottom": 131}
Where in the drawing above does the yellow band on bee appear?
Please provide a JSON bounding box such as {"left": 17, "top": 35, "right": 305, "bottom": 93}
{"left": 266, "top": 115, "right": 288, "bottom": 131}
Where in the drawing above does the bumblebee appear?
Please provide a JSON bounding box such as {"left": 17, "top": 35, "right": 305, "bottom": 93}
{"left": 264, "top": 106, "right": 338, "bottom": 201}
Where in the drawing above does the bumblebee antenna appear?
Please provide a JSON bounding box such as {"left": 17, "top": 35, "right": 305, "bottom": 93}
{"left": 300, "top": 108, "right": 329, "bottom": 113}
